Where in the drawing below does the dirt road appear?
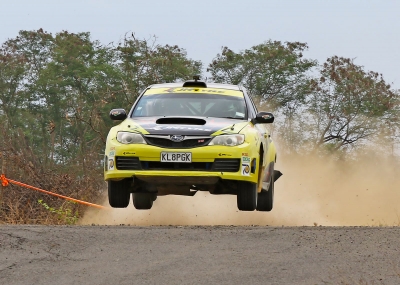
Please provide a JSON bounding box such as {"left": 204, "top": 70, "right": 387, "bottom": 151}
{"left": 1, "top": 225, "right": 399, "bottom": 285}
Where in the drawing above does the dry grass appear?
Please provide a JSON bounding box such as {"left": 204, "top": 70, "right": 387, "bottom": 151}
{"left": 0, "top": 128, "right": 105, "bottom": 225}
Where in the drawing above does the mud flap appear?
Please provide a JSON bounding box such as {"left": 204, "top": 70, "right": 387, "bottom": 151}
{"left": 273, "top": 170, "right": 282, "bottom": 182}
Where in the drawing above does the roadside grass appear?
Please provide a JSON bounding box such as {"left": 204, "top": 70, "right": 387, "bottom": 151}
{"left": 38, "top": 200, "right": 79, "bottom": 225}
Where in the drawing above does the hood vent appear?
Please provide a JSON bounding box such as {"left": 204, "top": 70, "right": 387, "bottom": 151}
{"left": 156, "top": 117, "right": 206, "bottom": 125}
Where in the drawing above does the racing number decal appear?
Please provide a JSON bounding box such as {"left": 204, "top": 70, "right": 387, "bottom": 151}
{"left": 242, "top": 156, "right": 251, "bottom": 176}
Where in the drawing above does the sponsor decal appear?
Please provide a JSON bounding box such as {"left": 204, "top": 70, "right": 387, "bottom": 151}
{"left": 109, "top": 150, "right": 116, "bottom": 157}
{"left": 144, "top": 126, "right": 163, "bottom": 131}
{"left": 123, "top": 151, "right": 135, "bottom": 155}
{"left": 241, "top": 156, "right": 251, "bottom": 176}
{"left": 242, "top": 153, "right": 248, "bottom": 156}
{"left": 242, "top": 156, "right": 251, "bottom": 163}
{"left": 145, "top": 126, "right": 212, "bottom": 132}
{"left": 108, "top": 158, "right": 115, "bottom": 170}
{"left": 164, "top": 87, "right": 225, "bottom": 94}
{"left": 166, "top": 126, "right": 211, "bottom": 131}
{"left": 144, "top": 87, "right": 243, "bottom": 97}
{"left": 165, "top": 87, "right": 177, "bottom": 93}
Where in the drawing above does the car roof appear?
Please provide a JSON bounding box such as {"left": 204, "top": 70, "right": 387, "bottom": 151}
{"left": 147, "top": 82, "right": 242, "bottom": 91}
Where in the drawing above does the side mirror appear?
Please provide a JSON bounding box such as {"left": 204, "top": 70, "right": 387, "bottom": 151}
{"left": 252, "top": 112, "right": 274, "bottom": 124}
{"left": 109, "top": 109, "right": 127, "bottom": 120}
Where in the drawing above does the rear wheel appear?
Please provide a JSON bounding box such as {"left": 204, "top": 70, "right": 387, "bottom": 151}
{"left": 133, "top": 193, "right": 154, "bottom": 210}
{"left": 256, "top": 173, "right": 274, "bottom": 212}
{"left": 108, "top": 179, "right": 131, "bottom": 208}
{"left": 237, "top": 181, "right": 257, "bottom": 211}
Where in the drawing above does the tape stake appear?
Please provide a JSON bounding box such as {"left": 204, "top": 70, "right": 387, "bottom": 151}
{"left": 0, "top": 174, "right": 9, "bottom": 187}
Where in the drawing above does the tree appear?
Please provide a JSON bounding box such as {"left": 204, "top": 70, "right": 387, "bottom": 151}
{"left": 0, "top": 29, "right": 58, "bottom": 165}
{"left": 116, "top": 34, "right": 203, "bottom": 105}
{"left": 33, "top": 31, "right": 123, "bottom": 168}
{"left": 307, "top": 56, "right": 398, "bottom": 152}
{"left": 0, "top": 41, "right": 28, "bottom": 128}
{"left": 207, "top": 41, "right": 316, "bottom": 109}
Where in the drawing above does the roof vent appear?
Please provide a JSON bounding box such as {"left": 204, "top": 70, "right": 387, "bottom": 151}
{"left": 182, "top": 75, "right": 207, "bottom": 88}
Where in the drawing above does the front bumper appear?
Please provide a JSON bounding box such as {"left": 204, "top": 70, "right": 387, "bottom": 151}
{"left": 104, "top": 142, "right": 260, "bottom": 184}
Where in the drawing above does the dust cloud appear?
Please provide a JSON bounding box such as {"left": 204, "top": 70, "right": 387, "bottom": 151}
{"left": 81, "top": 152, "right": 400, "bottom": 226}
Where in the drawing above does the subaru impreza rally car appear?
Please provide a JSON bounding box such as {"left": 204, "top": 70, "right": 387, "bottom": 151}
{"left": 104, "top": 77, "right": 282, "bottom": 211}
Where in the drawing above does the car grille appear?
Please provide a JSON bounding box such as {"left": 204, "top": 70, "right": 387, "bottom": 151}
{"left": 141, "top": 161, "right": 212, "bottom": 171}
{"left": 141, "top": 159, "right": 240, "bottom": 172}
{"left": 144, "top": 135, "right": 212, "bottom": 149}
{"left": 212, "top": 159, "right": 240, "bottom": 172}
{"left": 116, "top": 157, "right": 141, "bottom": 170}
{"left": 114, "top": 156, "right": 240, "bottom": 172}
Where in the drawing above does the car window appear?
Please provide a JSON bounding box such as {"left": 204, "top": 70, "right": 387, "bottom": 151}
{"left": 242, "top": 89, "right": 257, "bottom": 118}
{"left": 248, "top": 96, "right": 258, "bottom": 114}
{"left": 132, "top": 93, "right": 247, "bottom": 119}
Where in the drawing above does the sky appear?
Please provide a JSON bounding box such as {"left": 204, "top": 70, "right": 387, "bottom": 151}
{"left": 1, "top": 0, "right": 399, "bottom": 88}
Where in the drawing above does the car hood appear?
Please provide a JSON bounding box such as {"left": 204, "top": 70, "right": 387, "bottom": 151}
{"left": 119, "top": 116, "right": 250, "bottom": 136}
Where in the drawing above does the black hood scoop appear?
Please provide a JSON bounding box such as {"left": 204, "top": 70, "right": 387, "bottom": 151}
{"left": 156, "top": 117, "right": 206, "bottom": 125}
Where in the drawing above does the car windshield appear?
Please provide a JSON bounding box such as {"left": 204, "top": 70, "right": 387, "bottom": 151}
{"left": 131, "top": 93, "right": 247, "bottom": 119}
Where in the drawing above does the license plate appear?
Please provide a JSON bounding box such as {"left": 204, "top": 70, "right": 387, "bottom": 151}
{"left": 160, "top": 152, "right": 192, "bottom": 163}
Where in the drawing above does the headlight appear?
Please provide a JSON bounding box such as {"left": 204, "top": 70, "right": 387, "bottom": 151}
{"left": 116, "top": 132, "right": 147, "bottom": 144}
{"left": 208, "top": 134, "right": 245, "bottom": 146}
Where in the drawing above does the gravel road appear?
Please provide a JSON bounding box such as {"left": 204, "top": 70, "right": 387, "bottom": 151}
{"left": 1, "top": 225, "right": 399, "bottom": 285}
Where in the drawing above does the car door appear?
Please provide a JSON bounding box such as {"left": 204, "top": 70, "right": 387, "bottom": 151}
{"left": 247, "top": 95, "right": 275, "bottom": 191}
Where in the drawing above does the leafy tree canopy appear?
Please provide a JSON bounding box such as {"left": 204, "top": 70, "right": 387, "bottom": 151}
{"left": 207, "top": 40, "right": 317, "bottom": 109}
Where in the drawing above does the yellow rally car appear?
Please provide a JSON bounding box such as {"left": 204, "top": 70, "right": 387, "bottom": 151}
{"left": 104, "top": 77, "right": 282, "bottom": 211}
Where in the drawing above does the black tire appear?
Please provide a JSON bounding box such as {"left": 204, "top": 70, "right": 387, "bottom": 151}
{"left": 108, "top": 179, "right": 131, "bottom": 208}
{"left": 256, "top": 173, "right": 274, "bottom": 212}
{"left": 133, "top": 193, "right": 154, "bottom": 210}
{"left": 237, "top": 181, "right": 257, "bottom": 211}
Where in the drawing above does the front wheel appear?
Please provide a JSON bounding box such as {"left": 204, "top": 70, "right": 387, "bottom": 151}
{"left": 108, "top": 179, "right": 131, "bottom": 208}
{"left": 236, "top": 181, "right": 257, "bottom": 211}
